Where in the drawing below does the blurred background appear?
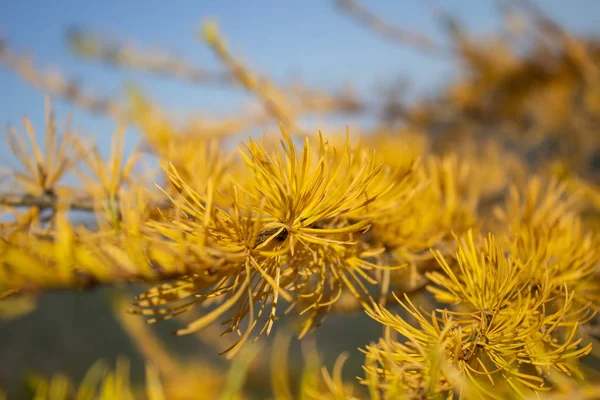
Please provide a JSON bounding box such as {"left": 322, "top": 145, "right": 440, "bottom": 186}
{"left": 1, "top": 1, "right": 600, "bottom": 398}
{"left": 2, "top": 1, "right": 600, "bottom": 157}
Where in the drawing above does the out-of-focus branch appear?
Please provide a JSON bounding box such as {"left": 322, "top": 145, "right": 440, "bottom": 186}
{"left": 510, "top": 0, "right": 599, "bottom": 80}
{"left": 0, "top": 192, "right": 95, "bottom": 211}
{"left": 0, "top": 36, "right": 283, "bottom": 136}
{"left": 68, "top": 28, "right": 365, "bottom": 117}
{"left": 0, "top": 192, "right": 168, "bottom": 212}
{"left": 336, "top": 0, "right": 444, "bottom": 54}
{"left": 495, "top": 0, "right": 527, "bottom": 40}
{"left": 201, "top": 21, "right": 297, "bottom": 128}
{"left": 68, "top": 27, "right": 232, "bottom": 85}
{"left": 1, "top": 31, "right": 363, "bottom": 138}
{"left": 289, "top": 83, "right": 364, "bottom": 116}
{"left": 0, "top": 38, "right": 127, "bottom": 121}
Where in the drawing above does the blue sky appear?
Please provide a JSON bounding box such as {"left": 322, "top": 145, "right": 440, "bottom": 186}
{"left": 1, "top": 1, "right": 599, "bottom": 164}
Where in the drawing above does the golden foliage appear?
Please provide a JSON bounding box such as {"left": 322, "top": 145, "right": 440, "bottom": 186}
{"left": 1, "top": 2, "right": 600, "bottom": 399}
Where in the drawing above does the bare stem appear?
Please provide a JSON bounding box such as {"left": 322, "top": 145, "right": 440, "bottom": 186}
{"left": 0, "top": 192, "right": 168, "bottom": 212}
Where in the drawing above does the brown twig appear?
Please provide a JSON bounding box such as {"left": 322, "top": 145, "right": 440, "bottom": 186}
{"left": 0, "top": 192, "right": 169, "bottom": 212}
{"left": 0, "top": 192, "right": 95, "bottom": 211}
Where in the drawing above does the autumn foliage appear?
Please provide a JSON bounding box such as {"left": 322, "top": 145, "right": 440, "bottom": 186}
{"left": 1, "top": 1, "right": 600, "bottom": 399}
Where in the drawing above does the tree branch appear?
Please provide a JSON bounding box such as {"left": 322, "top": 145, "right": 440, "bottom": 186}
{"left": 67, "top": 27, "right": 232, "bottom": 86}
{"left": 0, "top": 38, "right": 128, "bottom": 121}
{"left": 0, "top": 192, "right": 168, "bottom": 212}
{"left": 336, "top": 0, "right": 445, "bottom": 54}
